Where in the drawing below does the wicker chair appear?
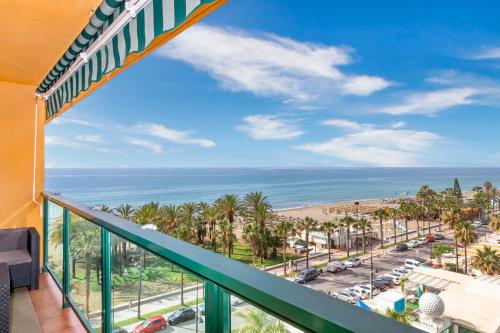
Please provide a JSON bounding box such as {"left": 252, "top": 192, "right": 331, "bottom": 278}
{"left": 0, "top": 263, "right": 9, "bottom": 333}
{"left": 0, "top": 227, "right": 40, "bottom": 290}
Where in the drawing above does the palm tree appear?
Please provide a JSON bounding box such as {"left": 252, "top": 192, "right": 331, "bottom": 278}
{"left": 217, "top": 218, "right": 234, "bottom": 256}
{"left": 454, "top": 221, "right": 478, "bottom": 274}
{"left": 216, "top": 194, "right": 242, "bottom": 256}
{"left": 134, "top": 201, "right": 161, "bottom": 226}
{"left": 202, "top": 205, "right": 221, "bottom": 241}
{"left": 470, "top": 191, "right": 489, "bottom": 220}
{"left": 71, "top": 219, "right": 101, "bottom": 316}
{"left": 355, "top": 218, "right": 370, "bottom": 254}
{"left": 490, "top": 215, "right": 500, "bottom": 232}
{"left": 275, "top": 219, "right": 295, "bottom": 275}
{"left": 297, "top": 217, "right": 318, "bottom": 268}
{"left": 244, "top": 191, "right": 271, "bottom": 215}
{"left": 320, "top": 221, "right": 337, "bottom": 262}
{"left": 372, "top": 207, "right": 389, "bottom": 248}
{"left": 417, "top": 185, "right": 436, "bottom": 234}
{"left": 340, "top": 216, "right": 355, "bottom": 257}
{"left": 389, "top": 208, "right": 399, "bottom": 244}
{"left": 411, "top": 204, "right": 424, "bottom": 237}
{"left": 398, "top": 202, "right": 412, "bottom": 241}
{"left": 242, "top": 223, "right": 260, "bottom": 267}
{"left": 113, "top": 203, "right": 136, "bottom": 273}
{"left": 472, "top": 246, "right": 499, "bottom": 275}
{"left": 158, "top": 204, "right": 181, "bottom": 234}
{"left": 443, "top": 208, "right": 462, "bottom": 230}
{"left": 483, "top": 181, "right": 494, "bottom": 210}
{"left": 432, "top": 243, "right": 454, "bottom": 267}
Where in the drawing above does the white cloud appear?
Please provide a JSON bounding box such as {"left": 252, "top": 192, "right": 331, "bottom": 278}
{"left": 45, "top": 136, "right": 81, "bottom": 148}
{"left": 380, "top": 88, "right": 477, "bottom": 115}
{"left": 297, "top": 120, "right": 440, "bottom": 166}
{"left": 76, "top": 134, "right": 102, "bottom": 143}
{"left": 468, "top": 46, "right": 500, "bottom": 60}
{"left": 322, "top": 118, "right": 373, "bottom": 131}
{"left": 124, "top": 137, "right": 163, "bottom": 154}
{"left": 137, "top": 123, "right": 215, "bottom": 148}
{"left": 390, "top": 121, "right": 406, "bottom": 129}
{"left": 158, "top": 25, "right": 390, "bottom": 106}
{"left": 236, "top": 115, "right": 303, "bottom": 140}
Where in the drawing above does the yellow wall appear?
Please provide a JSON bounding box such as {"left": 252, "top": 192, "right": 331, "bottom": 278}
{"left": 0, "top": 80, "right": 44, "bottom": 237}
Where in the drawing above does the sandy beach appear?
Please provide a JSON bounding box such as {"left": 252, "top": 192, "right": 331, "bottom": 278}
{"left": 276, "top": 197, "right": 394, "bottom": 223}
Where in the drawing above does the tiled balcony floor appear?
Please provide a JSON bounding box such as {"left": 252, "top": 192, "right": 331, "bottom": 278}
{"left": 28, "top": 273, "right": 85, "bottom": 333}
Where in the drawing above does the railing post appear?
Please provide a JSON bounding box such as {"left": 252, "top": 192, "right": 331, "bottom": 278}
{"left": 101, "top": 228, "right": 112, "bottom": 333}
{"left": 62, "top": 208, "right": 71, "bottom": 308}
{"left": 204, "top": 281, "right": 230, "bottom": 333}
{"left": 42, "top": 198, "right": 49, "bottom": 272}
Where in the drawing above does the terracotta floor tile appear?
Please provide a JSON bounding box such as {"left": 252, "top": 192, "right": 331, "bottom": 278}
{"left": 29, "top": 273, "right": 86, "bottom": 333}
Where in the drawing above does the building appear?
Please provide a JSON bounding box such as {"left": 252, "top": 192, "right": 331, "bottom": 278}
{"left": 407, "top": 267, "right": 500, "bottom": 333}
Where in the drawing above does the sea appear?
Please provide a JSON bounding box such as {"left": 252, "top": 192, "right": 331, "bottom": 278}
{"left": 45, "top": 168, "right": 500, "bottom": 210}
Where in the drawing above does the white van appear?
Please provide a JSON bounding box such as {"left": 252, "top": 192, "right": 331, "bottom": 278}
{"left": 404, "top": 258, "right": 422, "bottom": 269}
{"left": 326, "top": 261, "right": 347, "bottom": 273}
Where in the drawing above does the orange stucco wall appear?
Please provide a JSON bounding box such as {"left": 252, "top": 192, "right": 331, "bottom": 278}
{"left": 0, "top": 80, "right": 44, "bottom": 237}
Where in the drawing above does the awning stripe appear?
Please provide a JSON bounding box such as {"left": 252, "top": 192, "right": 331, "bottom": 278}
{"left": 45, "top": 0, "right": 217, "bottom": 119}
{"left": 36, "top": 0, "right": 126, "bottom": 94}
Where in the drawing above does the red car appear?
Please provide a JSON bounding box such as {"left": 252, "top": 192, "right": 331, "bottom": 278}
{"left": 133, "top": 315, "right": 167, "bottom": 333}
{"left": 426, "top": 235, "right": 435, "bottom": 243}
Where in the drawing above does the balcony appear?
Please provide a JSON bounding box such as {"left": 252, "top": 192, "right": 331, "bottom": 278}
{"left": 35, "top": 192, "right": 422, "bottom": 333}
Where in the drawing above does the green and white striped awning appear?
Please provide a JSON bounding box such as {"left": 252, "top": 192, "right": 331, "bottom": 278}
{"left": 41, "top": 0, "right": 218, "bottom": 120}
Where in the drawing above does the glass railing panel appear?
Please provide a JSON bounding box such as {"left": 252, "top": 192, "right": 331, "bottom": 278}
{"left": 230, "top": 295, "right": 304, "bottom": 333}
{"left": 110, "top": 233, "right": 205, "bottom": 333}
{"left": 69, "top": 212, "right": 103, "bottom": 332}
{"left": 46, "top": 200, "right": 64, "bottom": 282}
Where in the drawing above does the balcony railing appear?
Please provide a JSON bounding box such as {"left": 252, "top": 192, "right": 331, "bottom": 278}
{"left": 41, "top": 192, "right": 422, "bottom": 333}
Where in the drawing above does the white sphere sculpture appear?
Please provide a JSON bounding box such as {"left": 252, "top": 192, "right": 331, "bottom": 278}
{"left": 419, "top": 293, "right": 445, "bottom": 318}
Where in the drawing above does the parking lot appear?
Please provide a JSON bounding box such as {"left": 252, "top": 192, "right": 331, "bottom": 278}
{"left": 303, "top": 244, "right": 432, "bottom": 294}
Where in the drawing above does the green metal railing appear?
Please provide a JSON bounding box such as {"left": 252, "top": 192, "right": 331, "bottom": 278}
{"left": 41, "top": 192, "right": 423, "bottom": 333}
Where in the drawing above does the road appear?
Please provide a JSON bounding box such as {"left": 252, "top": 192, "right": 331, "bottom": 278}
{"left": 299, "top": 244, "right": 432, "bottom": 293}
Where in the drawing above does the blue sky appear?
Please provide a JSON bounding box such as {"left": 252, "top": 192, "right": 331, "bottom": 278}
{"left": 46, "top": 0, "right": 500, "bottom": 168}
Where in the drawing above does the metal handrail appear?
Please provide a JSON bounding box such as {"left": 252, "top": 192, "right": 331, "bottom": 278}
{"left": 42, "top": 192, "right": 423, "bottom": 333}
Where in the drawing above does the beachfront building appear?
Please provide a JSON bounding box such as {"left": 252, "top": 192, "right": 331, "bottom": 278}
{"left": 0, "top": 1, "right": 423, "bottom": 333}
{"left": 406, "top": 267, "right": 500, "bottom": 333}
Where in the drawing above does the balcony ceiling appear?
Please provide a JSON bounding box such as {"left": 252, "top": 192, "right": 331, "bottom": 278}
{"left": 0, "top": 0, "right": 101, "bottom": 86}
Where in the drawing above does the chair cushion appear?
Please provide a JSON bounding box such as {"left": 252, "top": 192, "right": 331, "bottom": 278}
{"left": 0, "top": 250, "right": 32, "bottom": 265}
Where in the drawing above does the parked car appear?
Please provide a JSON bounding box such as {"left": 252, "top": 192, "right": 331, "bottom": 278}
{"left": 393, "top": 267, "right": 410, "bottom": 275}
{"left": 133, "top": 316, "right": 167, "bottom": 333}
{"left": 375, "top": 277, "right": 396, "bottom": 288}
{"left": 417, "top": 237, "right": 428, "bottom": 245}
{"left": 294, "top": 267, "right": 320, "bottom": 284}
{"left": 394, "top": 244, "right": 408, "bottom": 251}
{"left": 472, "top": 221, "right": 482, "bottom": 227}
{"left": 381, "top": 273, "right": 401, "bottom": 285}
{"left": 333, "top": 291, "right": 359, "bottom": 304}
{"left": 404, "top": 258, "right": 422, "bottom": 269}
{"left": 167, "top": 308, "right": 196, "bottom": 326}
{"left": 358, "top": 283, "right": 381, "bottom": 295}
{"left": 370, "top": 279, "right": 389, "bottom": 291}
{"left": 326, "top": 260, "right": 347, "bottom": 273}
{"left": 343, "top": 257, "right": 361, "bottom": 268}
{"left": 406, "top": 240, "right": 419, "bottom": 248}
{"left": 434, "top": 234, "right": 445, "bottom": 240}
{"left": 426, "top": 235, "right": 436, "bottom": 243}
{"left": 347, "top": 287, "right": 368, "bottom": 299}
